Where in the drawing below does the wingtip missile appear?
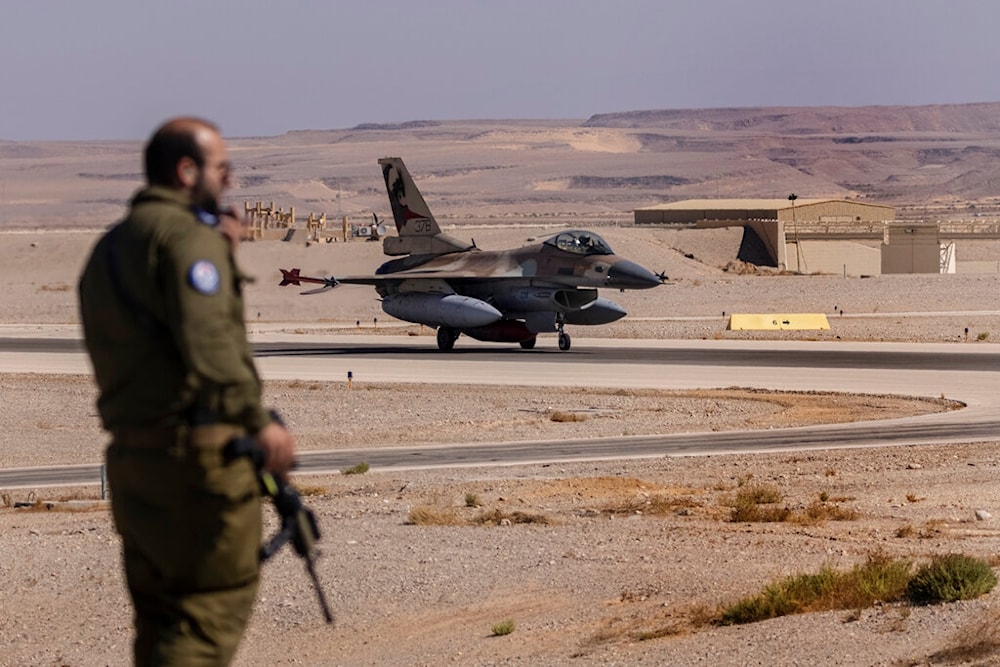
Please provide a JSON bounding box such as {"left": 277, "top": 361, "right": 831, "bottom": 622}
{"left": 278, "top": 268, "right": 339, "bottom": 293}
{"left": 279, "top": 268, "right": 303, "bottom": 286}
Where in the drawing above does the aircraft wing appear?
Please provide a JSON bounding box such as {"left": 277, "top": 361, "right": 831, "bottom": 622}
{"left": 280, "top": 268, "right": 544, "bottom": 290}
{"left": 372, "top": 272, "right": 536, "bottom": 283}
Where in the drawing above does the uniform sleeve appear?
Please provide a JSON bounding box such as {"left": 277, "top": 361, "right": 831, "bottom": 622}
{"left": 159, "top": 226, "right": 271, "bottom": 431}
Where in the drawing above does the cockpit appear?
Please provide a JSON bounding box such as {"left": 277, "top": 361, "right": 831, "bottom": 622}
{"left": 544, "top": 230, "right": 613, "bottom": 256}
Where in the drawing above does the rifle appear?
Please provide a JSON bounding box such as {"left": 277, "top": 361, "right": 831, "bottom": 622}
{"left": 225, "top": 413, "right": 334, "bottom": 625}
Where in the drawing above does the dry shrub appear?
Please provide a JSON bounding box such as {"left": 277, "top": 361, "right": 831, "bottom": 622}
{"left": 796, "top": 500, "right": 859, "bottom": 523}
{"left": 917, "top": 519, "right": 949, "bottom": 538}
{"left": 602, "top": 493, "right": 701, "bottom": 516}
{"left": 296, "top": 483, "right": 327, "bottom": 497}
{"left": 407, "top": 505, "right": 463, "bottom": 526}
{"left": 738, "top": 484, "right": 783, "bottom": 504}
{"left": 408, "top": 504, "right": 553, "bottom": 526}
{"left": 473, "top": 508, "right": 553, "bottom": 525}
{"left": 285, "top": 379, "right": 322, "bottom": 390}
{"left": 731, "top": 503, "right": 791, "bottom": 523}
{"left": 725, "top": 484, "right": 858, "bottom": 524}
{"left": 549, "top": 410, "right": 589, "bottom": 423}
{"left": 633, "top": 623, "right": 685, "bottom": 641}
{"left": 729, "top": 483, "right": 788, "bottom": 522}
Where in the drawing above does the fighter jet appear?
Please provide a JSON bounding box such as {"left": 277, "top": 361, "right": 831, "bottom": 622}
{"left": 279, "top": 157, "right": 663, "bottom": 351}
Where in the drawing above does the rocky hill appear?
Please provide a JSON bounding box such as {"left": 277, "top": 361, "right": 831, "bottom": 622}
{"left": 5, "top": 104, "right": 1000, "bottom": 229}
{"left": 584, "top": 102, "right": 1000, "bottom": 134}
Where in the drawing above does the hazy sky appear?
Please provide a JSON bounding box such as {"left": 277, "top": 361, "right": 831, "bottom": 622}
{"left": 2, "top": 0, "right": 999, "bottom": 140}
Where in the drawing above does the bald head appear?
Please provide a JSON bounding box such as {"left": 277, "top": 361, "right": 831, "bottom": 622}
{"left": 144, "top": 117, "right": 221, "bottom": 187}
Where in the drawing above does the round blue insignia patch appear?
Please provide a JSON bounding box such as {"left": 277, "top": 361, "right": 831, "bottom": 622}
{"left": 193, "top": 207, "right": 219, "bottom": 226}
{"left": 188, "top": 260, "right": 221, "bottom": 295}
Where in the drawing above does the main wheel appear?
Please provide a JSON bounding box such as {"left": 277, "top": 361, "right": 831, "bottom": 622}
{"left": 519, "top": 337, "right": 537, "bottom": 350}
{"left": 558, "top": 332, "right": 571, "bottom": 351}
{"left": 436, "top": 326, "right": 458, "bottom": 351}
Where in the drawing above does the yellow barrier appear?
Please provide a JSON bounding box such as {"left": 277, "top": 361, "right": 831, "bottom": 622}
{"left": 728, "top": 314, "right": 830, "bottom": 331}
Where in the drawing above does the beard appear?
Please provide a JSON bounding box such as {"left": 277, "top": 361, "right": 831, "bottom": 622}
{"left": 191, "top": 174, "right": 221, "bottom": 214}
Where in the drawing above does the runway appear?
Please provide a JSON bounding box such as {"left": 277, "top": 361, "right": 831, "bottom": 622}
{"left": 0, "top": 334, "right": 997, "bottom": 487}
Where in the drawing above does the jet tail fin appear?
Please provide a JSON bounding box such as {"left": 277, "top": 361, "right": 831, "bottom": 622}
{"left": 378, "top": 157, "right": 472, "bottom": 257}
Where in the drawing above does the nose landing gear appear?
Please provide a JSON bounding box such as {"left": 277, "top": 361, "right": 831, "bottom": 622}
{"left": 556, "top": 316, "right": 571, "bottom": 351}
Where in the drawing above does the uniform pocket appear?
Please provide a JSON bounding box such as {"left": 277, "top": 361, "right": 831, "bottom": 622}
{"left": 108, "top": 442, "right": 262, "bottom": 592}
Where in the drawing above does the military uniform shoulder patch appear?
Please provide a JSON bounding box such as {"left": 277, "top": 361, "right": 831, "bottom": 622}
{"left": 188, "top": 260, "right": 221, "bottom": 295}
{"left": 193, "top": 207, "right": 219, "bottom": 227}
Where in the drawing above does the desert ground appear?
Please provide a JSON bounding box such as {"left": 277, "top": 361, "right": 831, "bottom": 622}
{"left": 2, "top": 108, "right": 1000, "bottom": 665}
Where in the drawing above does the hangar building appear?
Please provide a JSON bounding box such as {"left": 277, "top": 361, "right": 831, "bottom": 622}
{"left": 634, "top": 198, "right": 894, "bottom": 226}
{"left": 630, "top": 199, "right": 958, "bottom": 275}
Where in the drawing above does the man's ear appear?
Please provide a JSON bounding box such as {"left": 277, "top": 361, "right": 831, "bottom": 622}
{"left": 177, "top": 156, "right": 198, "bottom": 188}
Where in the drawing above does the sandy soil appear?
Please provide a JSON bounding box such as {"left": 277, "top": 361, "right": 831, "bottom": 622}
{"left": 0, "top": 223, "right": 998, "bottom": 666}
{"left": 1, "top": 117, "right": 999, "bottom": 665}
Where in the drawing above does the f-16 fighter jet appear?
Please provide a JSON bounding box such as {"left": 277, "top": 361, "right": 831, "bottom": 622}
{"left": 280, "top": 157, "right": 663, "bottom": 351}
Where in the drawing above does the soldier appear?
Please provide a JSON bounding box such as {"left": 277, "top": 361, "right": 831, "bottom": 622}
{"left": 78, "top": 117, "right": 295, "bottom": 666}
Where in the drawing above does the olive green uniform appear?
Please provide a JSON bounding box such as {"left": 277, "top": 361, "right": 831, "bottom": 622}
{"left": 79, "top": 186, "right": 271, "bottom": 666}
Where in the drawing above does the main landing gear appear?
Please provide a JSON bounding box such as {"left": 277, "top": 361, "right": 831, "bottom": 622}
{"left": 436, "top": 326, "right": 459, "bottom": 351}
{"left": 435, "top": 325, "right": 570, "bottom": 351}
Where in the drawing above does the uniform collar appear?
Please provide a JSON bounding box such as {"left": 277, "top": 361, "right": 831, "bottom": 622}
{"left": 130, "top": 186, "right": 221, "bottom": 227}
{"left": 130, "top": 185, "right": 194, "bottom": 209}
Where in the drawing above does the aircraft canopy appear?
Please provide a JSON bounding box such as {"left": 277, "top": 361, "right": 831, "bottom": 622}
{"left": 544, "top": 230, "right": 613, "bottom": 256}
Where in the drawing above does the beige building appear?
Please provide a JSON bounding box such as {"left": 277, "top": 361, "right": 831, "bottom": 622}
{"left": 635, "top": 198, "right": 902, "bottom": 275}
{"left": 634, "top": 198, "right": 895, "bottom": 225}
{"left": 882, "top": 223, "right": 957, "bottom": 274}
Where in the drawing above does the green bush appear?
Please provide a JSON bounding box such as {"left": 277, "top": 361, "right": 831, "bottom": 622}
{"left": 719, "top": 553, "right": 912, "bottom": 625}
{"left": 907, "top": 554, "right": 997, "bottom": 604}
{"left": 491, "top": 619, "right": 515, "bottom": 636}
{"left": 720, "top": 568, "right": 836, "bottom": 624}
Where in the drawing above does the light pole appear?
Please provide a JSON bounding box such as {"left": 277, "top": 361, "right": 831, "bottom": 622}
{"left": 788, "top": 193, "right": 802, "bottom": 272}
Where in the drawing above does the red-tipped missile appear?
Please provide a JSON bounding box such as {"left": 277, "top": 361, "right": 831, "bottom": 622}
{"left": 278, "top": 268, "right": 338, "bottom": 293}
{"left": 279, "top": 268, "right": 304, "bottom": 286}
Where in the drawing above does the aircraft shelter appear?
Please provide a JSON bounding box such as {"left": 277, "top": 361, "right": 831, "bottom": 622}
{"left": 631, "top": 198, "right": 961, "bottom": 275}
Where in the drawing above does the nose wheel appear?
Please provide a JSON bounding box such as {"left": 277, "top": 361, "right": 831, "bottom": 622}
{"left": 556, "top": 317, "right": 571, "bottom": 351}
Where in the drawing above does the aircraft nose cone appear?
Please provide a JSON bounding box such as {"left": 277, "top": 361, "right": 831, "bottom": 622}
{"left": 607, "top": 259, "right": 662, "bottom": 289}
